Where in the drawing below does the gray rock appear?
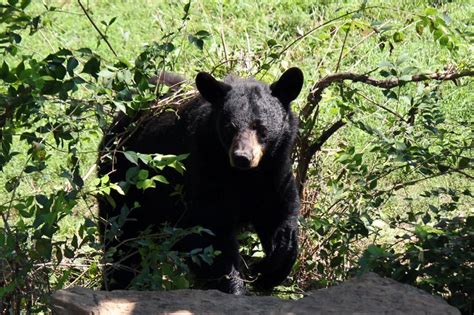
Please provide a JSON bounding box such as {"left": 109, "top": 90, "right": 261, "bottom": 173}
{"left": 50, "top": 273, "right": 459, "bottom": 315}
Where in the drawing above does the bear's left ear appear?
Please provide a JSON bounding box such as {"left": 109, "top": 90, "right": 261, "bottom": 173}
{"left": 196, "top": 72, "right": 231, "bottom": 105}
{"left": 270, "top": 67, "right": 304, "bottom": 108}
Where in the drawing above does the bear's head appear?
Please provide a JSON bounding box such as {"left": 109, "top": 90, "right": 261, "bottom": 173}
{"left": 196, "top": 68, "right": 303, "bottom": 170}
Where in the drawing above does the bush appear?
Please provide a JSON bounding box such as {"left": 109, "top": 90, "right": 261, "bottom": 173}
{"left": 359, "top": 213, "right": 473, "bottom": 314}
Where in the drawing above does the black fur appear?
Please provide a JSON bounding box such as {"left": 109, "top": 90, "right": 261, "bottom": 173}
{"left": 98, "top": 68, "right": 303, "bottom": 294}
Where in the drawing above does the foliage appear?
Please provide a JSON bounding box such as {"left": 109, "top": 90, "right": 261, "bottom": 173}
{"left": 122, "top": 225, "right": 217, "bottom": 291}
{"left": 0, "top": 1, "right": 202, "bottom": 312}
{"left": 359, "top": 210, "right": 473, "bottom": 314}
{"left": 0, "top": 0, "right": 472, "bottom": 313}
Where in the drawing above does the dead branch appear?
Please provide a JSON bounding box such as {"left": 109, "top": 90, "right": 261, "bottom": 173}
{"left": 302, "top": 69, "right": 474, "bottom": 118}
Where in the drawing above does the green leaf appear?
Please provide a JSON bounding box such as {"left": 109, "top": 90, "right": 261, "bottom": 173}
{"left": 415, "top": 21, "right": 424, "bottom": 35}
{"left": 152, "top": 175, "right": 169, "bottom": 184}
{"left": 137, "top": 169, "right": 149, "bottom": 180}
{"left": 439, "top": 36, "right": 449, "bottom": 47}
{"left": 396, "top": 53, "right": 409, "bottom": 66}
{"left": 379, "top": 69, "right": 391, "bottom": 77}
{"left": 383, "top": 89, "right": 398, "bottom": 99}
{"left": 188, "top": 35, "right": 204, "bottom": 50}
{"left": 458, "top": 157, "right": 470, "bottom": 169}
{"left": 123, "top": 151, "right": 139, "bottom": 165}
{"left": 20, "top": 0, "right": 31, "bottom": 9}
{"left": 125, "top": 166, "right": 140, "bottom": 182}
{"left": 4, "top": 176, "right": 19, "bottom": 193}
{"left": 49, "top": 63, "right": 67, "bottom": 80}
{"left": 108, "top": 16, "right": 117, "bottom": 26}
{"left": 367, "top": 244, "right": 385, "bottom": 256}
{"left": 0, "top": 62, "right": 10, "bottom": 80}
{"left": 77, "top": 47, "right": 93, "bottom": 55}
{"left": 424, "top": 7, "right": 437, "bottom": 16}
{"left": 415, "top": 224, "right": 444, "bottom": 238}
{"left": 35, "top": 238, "right": 52, "bottom": 260}
{"left": 433, "top": 29, "right": 443, "bottom": 40}
{"left": 267, "top": 39, "right": 277, "bottom": 47}
{"left": 428, "top": 204, "right": 438, "bottom": 213}
{"left": 401, "top": 66, "right": 418, "bottom": 75}
{"left": 118, "top": 57, "right": 132, "bottom": 68}
{"left": 82, "top": 56, "right": 100, "bottom": 79}
{"left": 137, "top": 179, "right": 155, "bottom": 190}
{"left": 195, "top": 30, "right": 210, "bottom": 38}
{"left": 173, "top": 275, "right": 189, "bottom": 289}
{"left": 399, "top": 75, "right": 412, "bottom": 82}
{"left": 14, "top": 61, "right": 25, "bottom": 79}
{"left": 183, "top": 2, "right": 190, "bottom": 15}
{"left": 369, "top": 179, "right": 377, "bottom": 189}
{"left": 66, "top": 57, "right": 79, "bottom": 75}
{"left": 160, "top": 43, "right": 175, "bottom": 52}
{"left": 436, "top": 163, "right": 449, "bottom": 173}
{"left": 466, "top": 216, "right": 474, "bottom": 228}
{"left": 110, "top": 183, "right": 125, "bottom": 195}
{"left": 393, "top": 31, "right": 405, "bottom": 43}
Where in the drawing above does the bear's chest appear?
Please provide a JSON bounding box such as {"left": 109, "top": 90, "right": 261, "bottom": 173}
{"left": 184, "top": 166, "right": 271, "bottom": 220}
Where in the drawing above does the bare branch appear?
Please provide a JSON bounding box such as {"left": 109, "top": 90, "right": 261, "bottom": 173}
{"left": 77, "top": 0, "right": 118, "bottom": 58}
{"left": 302, "top": 69, "right": 474, "bottom": 117}
{"left": 375, "top": 171, "right": 447, "bottom": 197}
{"left": 309, "top": 113, "right": 354, "bottom": 157}
{"left": 295, "top": 113, "right": 353, "bottom": 194}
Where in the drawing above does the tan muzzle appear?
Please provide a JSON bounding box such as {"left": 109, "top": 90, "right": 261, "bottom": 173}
{"left": 229, "top": 129, "right": 264, "bottom": 169}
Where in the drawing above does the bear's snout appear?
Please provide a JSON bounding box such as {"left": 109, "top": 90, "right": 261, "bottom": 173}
{"left": 229, "top": 129, "right": 264, "bottom": 169}
{"left": 232, "top": 150, "right": 253, "bottom": 169}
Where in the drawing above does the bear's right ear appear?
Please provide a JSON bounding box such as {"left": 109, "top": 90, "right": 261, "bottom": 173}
{"left": 196, "top": 72, "right": 231, "bottom": 105}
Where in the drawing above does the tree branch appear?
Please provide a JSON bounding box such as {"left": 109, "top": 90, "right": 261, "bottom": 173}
{"left": 295, "top": 68, "right": 474, "bottom": 195}
{"left": 309, "top": 113, "right": 354, "bottom": 157}
{"left": 302, "top": 69, "right": 474, "bottom": 118}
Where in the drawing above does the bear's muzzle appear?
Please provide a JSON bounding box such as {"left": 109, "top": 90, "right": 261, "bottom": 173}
{"left": 229, "top": 129, "right": 264, "bottom": 169}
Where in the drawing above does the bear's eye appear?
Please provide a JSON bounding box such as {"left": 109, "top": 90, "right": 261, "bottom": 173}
{"left": 258, "top": 125, "right": 268, "bottom": 139}
{"left": 251, "top": 120, "right": 268, "bottom": 139}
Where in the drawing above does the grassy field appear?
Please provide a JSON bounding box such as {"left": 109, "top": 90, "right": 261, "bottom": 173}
{"left": 1, "top": 0, "right": 473, "bottom": 312}
{"left": 4, "top": 0, "right": 471, "bottom": 202}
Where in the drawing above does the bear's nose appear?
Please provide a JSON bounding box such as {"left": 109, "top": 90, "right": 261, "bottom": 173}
{"left": 232, "top": 150, "right": 252, "bottom": 169}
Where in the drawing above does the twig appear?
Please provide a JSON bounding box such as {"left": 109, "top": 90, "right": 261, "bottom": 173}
{"left": 449, "top": 168, "right": 474, "bottom": 180}
{"left": 355, "top": 90, "right": 405, "bottom": 121}
{"left": 219, "top": 25, "right": 229, "bottom": 67}
{"left": 335, "top": 26, "right": 350, "bottom": 73}
{"left": 374, "top": 171, "right": 448, "bottom": 197}
{"left": 276, "top": 6, "right": 381, "bottom": 62}
{"left": 77, "top": 0, "right": 118, "bottom": 58}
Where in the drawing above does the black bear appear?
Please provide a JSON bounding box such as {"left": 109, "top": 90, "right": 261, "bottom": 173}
{"left": 98, "top": 67, "right": 303, "bottom": 294}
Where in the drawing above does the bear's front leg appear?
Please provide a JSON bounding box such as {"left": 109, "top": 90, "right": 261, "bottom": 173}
{"left": 252, "top": 215, "right": 299, "bottom": 290}
{"left": 251, "top": 172, "right": 300, "bottom": 290}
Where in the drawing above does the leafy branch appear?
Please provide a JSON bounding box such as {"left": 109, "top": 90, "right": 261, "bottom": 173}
{"left": 295, "top": 68, "right": 474, "bottom": 194}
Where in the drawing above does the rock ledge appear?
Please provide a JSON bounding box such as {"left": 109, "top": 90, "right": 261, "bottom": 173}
{"left": 51, "top": 272, "right": 459, "bottom": 314}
